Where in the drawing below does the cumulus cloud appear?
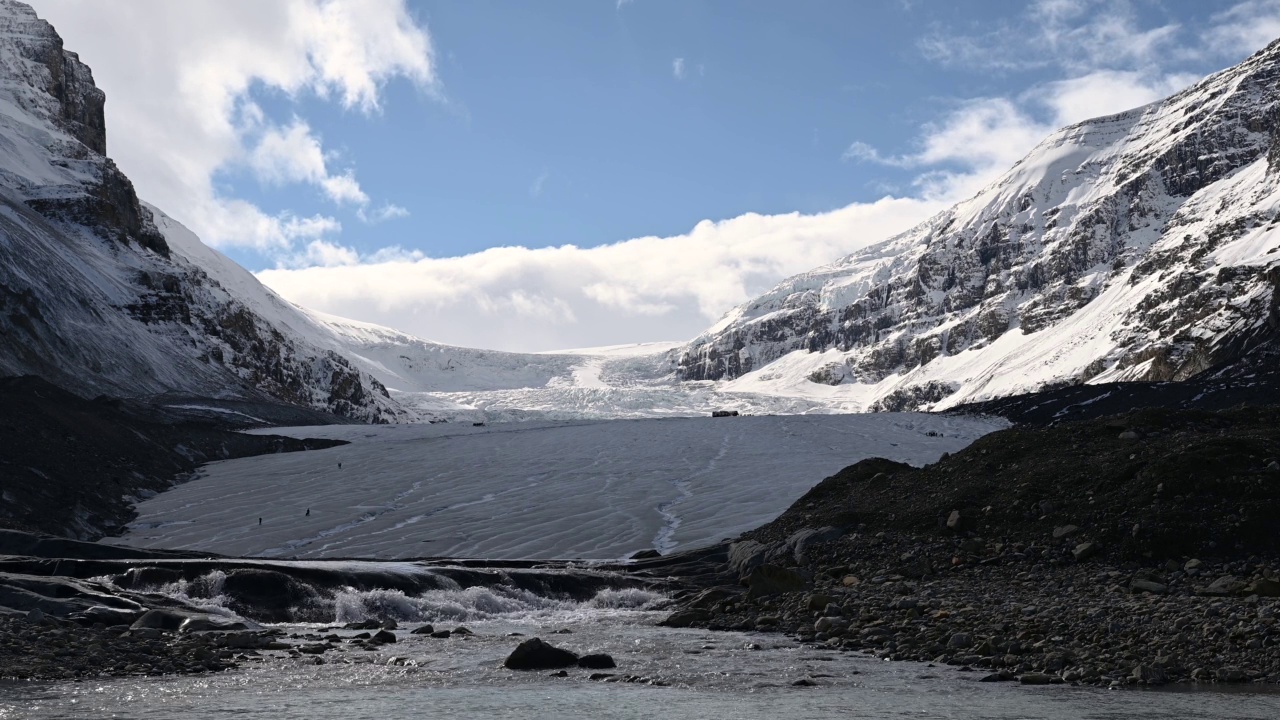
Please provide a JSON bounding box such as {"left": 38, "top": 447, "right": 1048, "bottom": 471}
{"left": 672, "top": 57, "right": 686, "bottom": 80}
{"left": 257, "top": 197, "right": 948, "bottom": 351}
{"left": 851, "top": 1, "right": 1267, "bottom": 211}
{"left": 29, "top": 0, "right": 430, "bottom": 250}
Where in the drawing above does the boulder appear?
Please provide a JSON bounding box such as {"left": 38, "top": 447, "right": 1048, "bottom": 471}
{"left": 805, "top": 593, "right": 835, "bottom": 611}
{"left": 222, "top": 569, "right": 312, "bottom": 622}
{"left": 627, "top": 549, "right": 662, "bottom": 560}
{"left": 745, "top": 564, "right": 807, "bottom": 599}
{"left": 1129, "top": 579, "right": 1167, "bottom": 595}
{"left": 503, "top": 637, "right": 579, "bottom": 670}
{"left": 410, "top": 624, "right": 436, "bottom": 635}
{"left": 1051, "top": 525, "right": 1079, "bottom": 539}
{"left": 372, "top": 630, "right": 397, "bottom": 644}
{"left": 728, "top": 540, "right": 771, "bottom": 578}
{"left": 577, "top": 653, "right": 617, "bottom": 669}
{"left": 1132, "top": 665, "right": 1168, "bottom": 685}
{"left": 788, "top": 526, "right": 844, "bottom": 562}
{"left": 658, "top": 609, "right": 708, "bottom": 628}
{"left": 1204, "top": 575, "right": 1246, "bottom": 596}
{"left": 1244, "top": 578, "right": 1280, "bottom": 597}
{"left": 1019, "top": 672, "right": 1052, "bottom": 685}
{"left": 130, "top": 609, "right": 189, "bottom": 631}
{"left": 1071, "top": 541, "right": 1101, "bottom": 561}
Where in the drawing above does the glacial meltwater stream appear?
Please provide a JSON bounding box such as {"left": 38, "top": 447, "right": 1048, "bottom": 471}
{"left": 5, "top": 611, "right": 1279, "bottom": 719}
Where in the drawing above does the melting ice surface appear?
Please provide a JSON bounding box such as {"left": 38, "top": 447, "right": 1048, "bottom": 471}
{"left": 109, "top": 413, "right": 1006, "bottom": 560}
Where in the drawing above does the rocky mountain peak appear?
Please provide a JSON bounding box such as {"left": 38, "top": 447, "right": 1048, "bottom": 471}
{"left": 0, "top": 0, "right": 164, "bottom": 257}
{"left": 678, "top": 39, "right": 1280, "bottom": 411}
{"left": 0, "top": 0, "right": 105, "bottom": 154}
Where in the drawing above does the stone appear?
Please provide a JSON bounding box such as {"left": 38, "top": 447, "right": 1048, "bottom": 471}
{"left": 24, "top": 608, "right": 45, "bottom": 625}
{"left": 1118, "top": 431, "right": 1141, "bottom": 440}
{"left": 372, "top": 630, "right": 396, "bottom": 644}
{"left": 410, "top": 624, "right": 436, "bottom": 635}
{"left": 1243, "top": 578, "right": 1280, "bottom": 597}
{"left": 1132, "top": 665, "right": 1167, "bottom": 685}
{"left": 659, "top": 609, "right": 708, "bottom": 628}
{"left": 1184, "top": 559, "right": 1202, "bottom": 571}
{"left": 946, "top": 510, "right": 967, "bottom": 531}
{"left": 788, "top": 526, "right": 844, "bottom": 562}
{"left": 805, "top": 593, "right": 835, "bottom": 611}
{"left": 179, "top": 617, "right": 252, "bottom": 633}
{"left": 452, "top": 626, "right": 474, "bottom": 636}
{"left": 814, "top": 617, "right": 846, "bottom": 634}
{"left": 430, "top": 630, "right": 452, "bottom": 639}
{"left": 842, "top": 575, "right": 861, "bottom": 587}
{"left": 1052, "top": 525, "right": 1079, "bottom": 539}
{"left": 628, "top": 549, "right": 662, "bottom": 560}
{"left": 728, "top": 540, "right": 772, "bottom": 578}
{"left": 344, "top": 620, "right": 382, "bottom": 630}
{"left": 503, "top": 637, "right": 579, "bottom": 670}
{"left": 380, "top": 618, "right": 398, "bottom": 630}
{"left": 1216, "top": 667, "right": 1248, "bottom": 683}
{"left": 1129, "top": 579, "right": 1167, "bottom": 595}
{"left": 577, "top": 653, "right": 616, "bottom": 669}
{"left": 1072, "top": 542, "right": 1100, "bottom": 561}
{"left": 130, "top": 609, "right": 188, "bottom": 631}
{"left": 792, "top": 678, "right": 818, "bottom": 686}
{"left": 947, "top": 632, "right": 973, "bottom": 649}
{"left": 1204, "top": 575, "right": 1246, "bottom": 596}
{"left": 1020, "top": 672, "right": 1052, "bottom": 685}
{"left": 746, "top": 564, "right": 807, "bottom": 599}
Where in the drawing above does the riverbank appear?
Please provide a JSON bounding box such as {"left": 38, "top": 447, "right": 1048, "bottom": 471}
{"left": 660, "top": 405, "right": 1280, "bottom": 686}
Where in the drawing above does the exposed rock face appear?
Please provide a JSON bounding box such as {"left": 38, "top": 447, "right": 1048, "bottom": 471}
{"left": 0, "top": 1, "right": 401, "bottom": 422}
{"left": 679, "top": 40, "right": 1280, "bottom": 411}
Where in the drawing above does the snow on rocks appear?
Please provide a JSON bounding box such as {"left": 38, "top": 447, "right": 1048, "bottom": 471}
{"left": 678, "top": 39, "right": 1280, "bottom": 413}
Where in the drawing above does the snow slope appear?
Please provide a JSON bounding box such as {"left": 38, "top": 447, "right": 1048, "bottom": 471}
{"left": 108, "top": 412, "right": 1007, "bottom": 560}
{"left": 679, "top": 40, "right": 1280, "bottom": 412}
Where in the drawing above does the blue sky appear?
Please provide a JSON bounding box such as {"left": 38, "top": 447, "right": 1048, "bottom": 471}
{"left": 215, "top": 0, "right": 1221, "bottom": 266}
{"left": 31, "top": 0, "right": 1280, "bottom": 350}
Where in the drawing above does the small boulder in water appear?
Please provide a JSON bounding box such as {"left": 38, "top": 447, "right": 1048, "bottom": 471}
{"left": 452, "top": 626, "right": 474, "bottom": 636}
{"left": 381, "top": 618, "right": 398, "bottom": 630}
{"left": 503, "top": 637, "right": 579, "bottom": 670}
{"left": 430, "top": 630, "right": 452, "bottom": 639}
{"left": 578, "top": 653, "right": 616, "bottom": 669}
{"left": 409, "top": 624, "right": 436, "bottom": 635}
{"left": 372, "top": 629, "right": 397, "bottom": 644}
{"left": 344, "top": 619, "right": 382, "bottom": 630}
{"left": 628, "top": 549, "right": 662, "bottom": 560}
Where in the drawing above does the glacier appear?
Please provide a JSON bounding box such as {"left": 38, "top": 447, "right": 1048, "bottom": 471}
{"left": 108, "top": 412, "right": 1007, "bottom": 560}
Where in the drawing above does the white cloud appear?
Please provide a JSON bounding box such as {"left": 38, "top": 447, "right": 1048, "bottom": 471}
{"left": 28, "top": 0, "right": 434, "bottom": 251}
{"left": 248, "top": 118, "right": 369, "bottom": 205}
{"left": 256, "top": 196, "right": 948, "bottom": 351}
{"left": 1203, "top": 0, "right": 1280, "bottom": 57}
{"left": 529, "top": 170, "right": 549, "bottom": 198}
{"left": 356, "top": 203, "right": 410, "bottom": 224}
{"left": 672, "top": 57, "right": 686, "bottom": 80}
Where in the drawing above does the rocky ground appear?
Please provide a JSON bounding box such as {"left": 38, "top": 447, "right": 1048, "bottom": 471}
{"left": 0, "top": 610, "right": 490, "bottom": 681}
{"left": 0, "top": 375, "right": 349, "bottom": 539}
{"left": 661, "top": 405, "right": 1280, "bottom": 687}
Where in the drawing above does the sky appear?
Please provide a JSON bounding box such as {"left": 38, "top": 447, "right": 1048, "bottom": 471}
{"left": 27, "top": 0, "right": 1280, "bottom": 351}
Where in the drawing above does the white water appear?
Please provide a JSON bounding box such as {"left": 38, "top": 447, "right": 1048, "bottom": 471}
{"left": 108, "top": 413, "right": 1005, "bottom": 560}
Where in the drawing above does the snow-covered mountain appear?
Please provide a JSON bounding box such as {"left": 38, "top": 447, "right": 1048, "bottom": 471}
{"left": 0, "top": 1, "right": 401, "bottom": 422}
{"left": 679, "top": 40, "right": 1280, "bottom": 411}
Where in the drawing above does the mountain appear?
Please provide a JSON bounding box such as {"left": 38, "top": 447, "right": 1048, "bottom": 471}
{"left": 0, "top": 1, "right": 401, "bottom": 422}
{"left": 678, "top": 40, "right": 1280, "bottom": 412}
